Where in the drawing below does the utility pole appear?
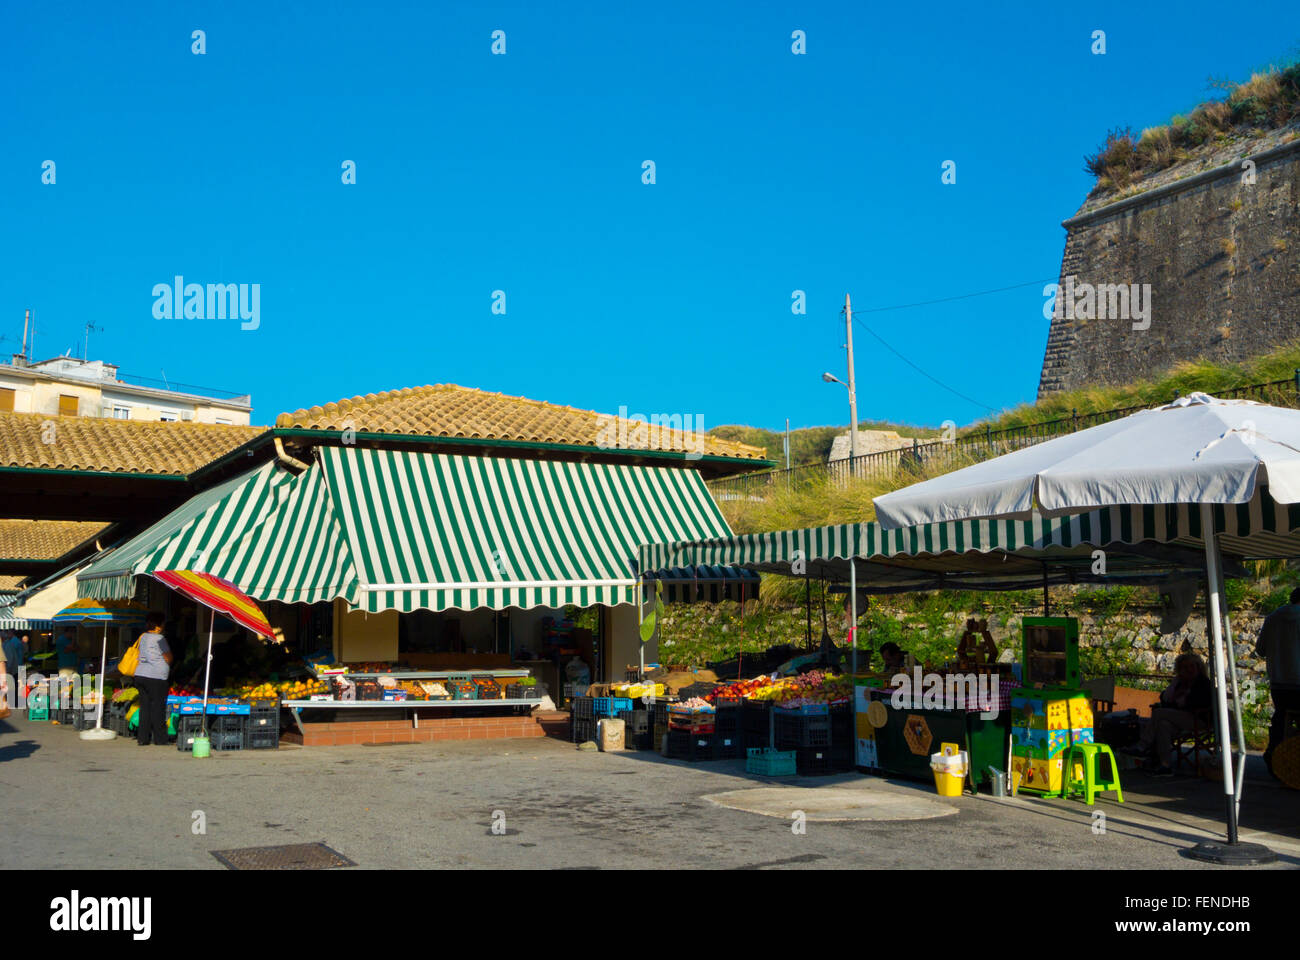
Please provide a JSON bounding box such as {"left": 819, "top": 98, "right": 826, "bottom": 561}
{"left": 845, "top": 294, "right": 860, "bottom": 475}
{"left": 784, "top": 418, "right": 791, "bottom": 469}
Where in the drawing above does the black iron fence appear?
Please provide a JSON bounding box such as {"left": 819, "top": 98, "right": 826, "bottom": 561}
{"left": 709, "top": 375, "right": 1300, "bottom": 501}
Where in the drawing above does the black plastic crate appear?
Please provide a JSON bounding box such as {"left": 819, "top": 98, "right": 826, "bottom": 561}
{"left": 210, "top": 715, "right": 246, "bottom": 751}
{"left": 74, "top": 707, "right": 100, "bottom": 731}
{"left": 742, "top": 700, "right": 772, "bottom": 749}
{"left": 667, "top": 728, "right": 717, "bottom": 761}
{"left": 796, "top": 746, "right": 836, "bottom": 777}
{"left": 572, "top": 696, "right": 594, "bottom": 720}
{"left": 774, "top": 710, "right": 831, "bottom": 750}
{"left": 246, "top": 698, "right": 279, "bottom": 732}
{"left": 246, "top": 727, "right": 280, "bottom": 750}
{"left": 623, "top": 710, "right": 651, "bottom": 735}
{"left": 714, "top": 731, "right": 743, "bottom": 760}
{"left": 176, "top": 714, "right": 206, "bottom": 752}
{"left": 829, "top": 743, "right": 855, "bottom": 771}
{"left": 571, "top": 717, "right": 595, "bottom": 743}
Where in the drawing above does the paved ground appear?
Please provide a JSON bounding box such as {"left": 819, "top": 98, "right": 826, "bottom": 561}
{"left": 2, "top": 715, "right": 1296, "bottom": 870}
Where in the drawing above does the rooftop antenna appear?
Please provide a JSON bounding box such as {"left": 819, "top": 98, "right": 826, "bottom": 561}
{"left": 161, "top": 369, "right": 170, "bottom": 391}
{"left": 83, "top": 321, "right": 103, "bottom": 361}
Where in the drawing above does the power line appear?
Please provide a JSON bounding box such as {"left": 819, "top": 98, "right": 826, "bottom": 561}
{"left": 852, "top": 277, "right": 1056, "bottom": 314}
{"left": 849, "top": 312, "right": 997, "bottom": 412}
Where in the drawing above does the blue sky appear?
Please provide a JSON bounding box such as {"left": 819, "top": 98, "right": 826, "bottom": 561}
{"left": 2, "top": 1, "right": 1297, "bottom": 436}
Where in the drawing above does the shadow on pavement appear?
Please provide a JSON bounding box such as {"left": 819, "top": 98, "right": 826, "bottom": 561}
{"left": 0, "top": 737, "right": 41, "bottom": 762}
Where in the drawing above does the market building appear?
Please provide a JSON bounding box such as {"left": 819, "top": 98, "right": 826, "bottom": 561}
{"left": 3, "top": 384, "right": 771, "bottom": 745}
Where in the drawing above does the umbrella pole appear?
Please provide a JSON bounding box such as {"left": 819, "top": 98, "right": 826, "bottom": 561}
{"left": 96, "top": 624, "right": 107, "bottom": 730}
{"left": 1210, "top": 542, "right": 1248, "bottom": 812}
{"left": 1186, "top": 504, "right": 1275, "bottom": 865}
{"left": 201, "top": 608, "right": 215, "bottom": 737}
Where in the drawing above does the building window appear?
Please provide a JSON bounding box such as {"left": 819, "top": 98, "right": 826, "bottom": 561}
{"left": 215, "top": 417, "right": 232, "bottom": 425}
{"left": 159, "top": 410, "right": 180, "bottom": 422}
{"left": 58, "top": 395, "right": 78, "bottom": 417}
{"left": 110, "top": 405, "right": 131, "bottom": 420}
{"left": 0, "top": 387, "right": 14, "bottom": 412}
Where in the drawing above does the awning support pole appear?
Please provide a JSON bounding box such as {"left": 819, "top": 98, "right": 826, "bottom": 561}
{"left": 849, "top": 559, "right": 857, "bottom": 676}
{"left": 1186, "top": 503, "right": 1275, "bottom": 865}
{"left": 636, "top": 581, "right": 645, "bottom": 679}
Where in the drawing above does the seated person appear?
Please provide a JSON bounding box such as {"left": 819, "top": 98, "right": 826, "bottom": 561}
{"left": 1123, "top": 653, "right": 1212, "bottom": 775}
{"left": 878, "top": 642, "right": 906, "bottom": 677}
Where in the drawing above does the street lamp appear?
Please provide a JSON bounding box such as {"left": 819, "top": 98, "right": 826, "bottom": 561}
{"left": 821, "top": 372, "right": 859, "bottom": 468}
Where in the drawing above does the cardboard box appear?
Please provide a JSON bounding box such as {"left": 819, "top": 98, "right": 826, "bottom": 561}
{"left": 597, "top": 717, "right": 625, "bottom": 752}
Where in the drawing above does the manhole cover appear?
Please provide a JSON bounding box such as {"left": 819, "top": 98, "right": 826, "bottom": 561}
{"left": 210, "top": 842, "right": 356, "bottom": 870}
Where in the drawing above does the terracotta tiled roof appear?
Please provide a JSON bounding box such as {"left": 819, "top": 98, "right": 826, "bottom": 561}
{"left": 275, "top": 384, "right": 768, "bottom": 461}
{"left": 0, "top": 575, "right": 24, "bottom": 592}
{"left": 0, "top": 411, "right": 265, "bottom": 475}
{"left": 0, "top": 520, "right": 109, "bottom": 560}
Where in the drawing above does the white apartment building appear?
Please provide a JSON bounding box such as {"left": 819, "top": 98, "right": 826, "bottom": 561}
{"left": 0, "top": 355, "right": 252, "bottom": 425}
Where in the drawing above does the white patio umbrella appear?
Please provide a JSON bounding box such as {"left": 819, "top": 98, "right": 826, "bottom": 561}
{"left": 874, "top": 393, "right": 1298, "bottom": 865}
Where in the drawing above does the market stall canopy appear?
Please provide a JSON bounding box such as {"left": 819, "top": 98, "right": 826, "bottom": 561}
{"left": 644, "top": 565, "right": 760, "bottom": 603}
{"left": 152, "top": 570, "right": 275, "bottom": 640}
{"left": 0, "top": 606, "right": 51, "bottom": 630}
{"left": 873, "top": 394, "right": 1300, "bottom": 529}
{"left": 192, "top": 447, "right": 735, "bottom": 613}
{"left": 76, "top": 462, "right": 297, "bottom": 600}
{"left": 637, "top": 502, "right": 1276, "bottom": 595}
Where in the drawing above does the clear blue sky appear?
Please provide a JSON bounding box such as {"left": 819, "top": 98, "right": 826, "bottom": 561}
{"left": 3, "top": 1, "right": 1296, "bottom": 435}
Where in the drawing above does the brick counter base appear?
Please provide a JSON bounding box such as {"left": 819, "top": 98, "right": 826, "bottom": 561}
{"left": 282, "top": 712, "right": 565, "bottom": 747}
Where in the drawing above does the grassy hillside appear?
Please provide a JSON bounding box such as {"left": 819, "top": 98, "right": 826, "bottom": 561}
{"left": 713, "top": 339, "right": 1300, "bottom": 464}
{"left": 966, "top": 340, "right": 1300, "bottom": 434}
{"left": 710, "top": 419, "right": 943, "bottom": 467}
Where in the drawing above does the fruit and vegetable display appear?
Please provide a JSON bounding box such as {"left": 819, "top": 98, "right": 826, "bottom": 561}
{"left": 217, "top": 678, "right": 330, "bottom": 700}
{"left": 705, "top": 671, "right": 853, "bottom": 707}
{"left": 675, "top": 696, "right": 714, "bottom": 711}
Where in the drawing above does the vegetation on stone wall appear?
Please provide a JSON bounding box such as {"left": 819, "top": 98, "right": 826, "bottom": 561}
{"left": 1084, "top": 62, "right": 1300, "bottom": 193}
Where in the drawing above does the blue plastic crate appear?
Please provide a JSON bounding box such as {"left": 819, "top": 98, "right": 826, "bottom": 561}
{"left": 746, "top": 747, "right": 797, "bottom": 776}
{"left": 592, "top": 696, "right": 633, "bottom": 717}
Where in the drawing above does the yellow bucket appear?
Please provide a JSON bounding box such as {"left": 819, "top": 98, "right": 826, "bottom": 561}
{"left": 933, "top": 769, "right": 965, "bottom": 797}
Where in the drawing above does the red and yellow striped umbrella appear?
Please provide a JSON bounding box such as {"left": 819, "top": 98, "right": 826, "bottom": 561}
{"left": 152, "top": 570, "right": 276, "bottom": 640}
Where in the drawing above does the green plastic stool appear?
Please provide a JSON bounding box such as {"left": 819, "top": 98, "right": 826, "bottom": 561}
{"left": 1065, "top": 742, "right": 1123, "bottom": 805}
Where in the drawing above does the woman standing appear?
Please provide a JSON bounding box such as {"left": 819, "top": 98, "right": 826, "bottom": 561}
{"left": 134, "top": 612, "right": 174, "bottom": 746}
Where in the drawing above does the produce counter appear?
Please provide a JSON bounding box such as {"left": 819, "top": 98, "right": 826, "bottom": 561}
{"left": 858, "top": 685, "right": 1010, "bottom": 789}
{"left": 336, "top": 669, "right": 530, "bottom": 681}
{"left": 282, "top": 695, "right": 542, "bottom": 735}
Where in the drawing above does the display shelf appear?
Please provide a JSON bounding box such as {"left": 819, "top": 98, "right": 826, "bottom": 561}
{"left": 313, "top": 669, "right": 531, "bottom": 681}
{"left": 282, "top": 697, "right": 541, "bottom": 708}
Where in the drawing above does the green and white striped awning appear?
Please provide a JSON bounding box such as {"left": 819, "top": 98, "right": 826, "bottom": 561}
{"left": 639, "top": 500, "right": 1300, "bottom": 593}
{"left": 76, "top": 462, "right": 297, "bottom": 600}
{"left": 321, "top": 447, "right": 734, "bottom": 612}
{"left": 0, "top": 606, "right": 52, "bottom": 630}
{"left": 199, "top": 464, "right": 359, "bottom": 606}
{"left": 173, "top": 447, "right": 735, "bottom": 613}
